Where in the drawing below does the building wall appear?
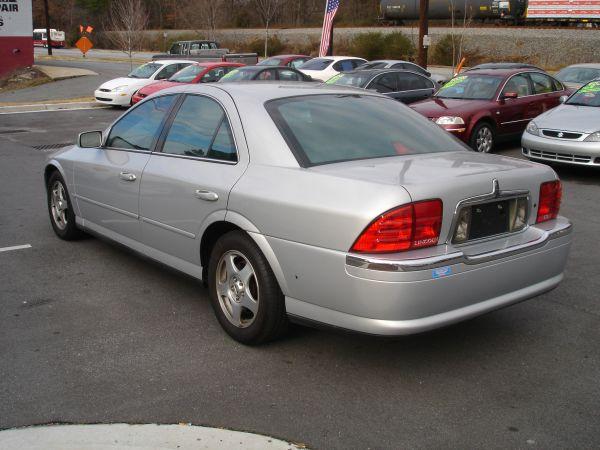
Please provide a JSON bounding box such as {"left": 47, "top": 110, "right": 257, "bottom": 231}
{"left": 0, "top": 0, "right": 34, "bottom": 77}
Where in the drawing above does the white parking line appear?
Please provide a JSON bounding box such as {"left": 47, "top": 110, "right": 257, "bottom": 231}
{"left": 0, "top": 244, "right": 32, "bottom": 253}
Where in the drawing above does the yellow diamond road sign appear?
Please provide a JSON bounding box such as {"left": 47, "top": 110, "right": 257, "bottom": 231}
{"left": 75, "top": 36, "right": 93, "bottom": 55}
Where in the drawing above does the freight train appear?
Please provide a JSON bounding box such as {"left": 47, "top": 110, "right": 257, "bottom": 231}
{"left": 380, "top": 0, "right": 600, "bottom": 23}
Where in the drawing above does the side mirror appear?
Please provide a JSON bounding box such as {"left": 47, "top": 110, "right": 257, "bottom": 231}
{"left": 78, "top": 131, "right": 102, "bottom": 148}
{"left": 559, "top": 95, "right": 568, "bottom": 104}
{"left": 502, "top": 92, "right": 519, "bottom": 100}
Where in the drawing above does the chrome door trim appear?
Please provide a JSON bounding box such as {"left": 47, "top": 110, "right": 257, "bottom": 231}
{"left": 140, "top": 216, "right": 196, "bottom": 239}
{"left": 500, "top": 118, "right": 532, "bottom": 125}
{"left": 74, "top": 194, "right": 138, "bottom": 219}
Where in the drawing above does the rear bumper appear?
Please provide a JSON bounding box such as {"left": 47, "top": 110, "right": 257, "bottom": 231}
{"left": 522, "top": 132, "right": 600, "bottom": 166}
{"left": 274, "top": 217, "right": 572, "bottom": 336}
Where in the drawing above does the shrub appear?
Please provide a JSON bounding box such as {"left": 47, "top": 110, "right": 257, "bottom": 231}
{"left": 430, "top": 34, "right": 455, "bottom": 66}
{"left": 382, "top": 32, "right": 415, "bottom": 60}
{"left": 247, "top": 35, "right": 285, "bottom": 57}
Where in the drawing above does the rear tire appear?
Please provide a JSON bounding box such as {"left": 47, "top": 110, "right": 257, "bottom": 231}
{"left": 470, "top": 122, "right": 495, "bottom": 153}
{"left": 208, "top": 230, "right": 288, "bottom": 345}
{"left": 46, "top": 171, "right": 85, "bottom": 240}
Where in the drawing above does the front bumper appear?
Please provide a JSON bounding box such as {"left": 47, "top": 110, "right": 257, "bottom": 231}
{"left": 272, "top": 217, "right": 573, "bottom": 336}
{"left": 522, "top": 132, "right": 600, "bottom": 166}
{"left": 94, "top": 89, "right": 132, "bottom": 106}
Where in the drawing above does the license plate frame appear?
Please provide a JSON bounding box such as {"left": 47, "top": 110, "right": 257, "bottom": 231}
{"left": 468, "top": 200, "right": 511, "bottom": 240}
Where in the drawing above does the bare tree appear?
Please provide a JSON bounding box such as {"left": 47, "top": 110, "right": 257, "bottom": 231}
{"left": 104, "top": 0, "right": 149, "bottom": 69}
{"left": 253, "top": 0, "right": 283, "bottom": 57}
{"left": 449, "top": 0, "right": 473, "bottom": 74}
{"left": 178, "top": 0, "right": 225, "bottom": 40}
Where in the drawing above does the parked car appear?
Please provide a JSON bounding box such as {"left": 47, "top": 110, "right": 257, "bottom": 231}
{"left": 326, "top": 69, "right": 438, "bottom": 104}
{"left": 153, "top": 40, "right": 258, "bottom": 65}
{"left": 131, "top": 62, "right": 244, "bottom": 104}
{"left": 219, "top": 66, "right": 313, "bottom": 82}
{"left": 522, "top": 79, "right": 600, "bottom": 166}
{"left": 257, "top": 54, "right": 312, "bottom": 69}
{"left": 94, "top": 60, "right": 193, "bottom": 107}
{"left": 411, "top": 68, "right": 569, "bottom": 152}
{"left": 298, "top": 56, "right": 367, "bottom": 82}
{"left": 357, "top": 59, "right": 446, "bottom": 84}
{"left": 45, "top": 83, "right": 572, "bottom": 344}
{"left": 555, "top": 64, "right": 600, "bottom": 90}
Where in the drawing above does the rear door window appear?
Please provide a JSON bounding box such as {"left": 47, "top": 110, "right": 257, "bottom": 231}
{"left": 257, "top": 69, "right": 277, "bottom": 80}
{"left": 106, "top": 95, "right": 176, "bottom": 151}
{"left": 278, "top": 69, "right": 302, "bottom": 81}
{"left": 333, "top": 60, "right": 355, "bottom": 72}
{"left": 530, "top": 72, "right": 555, "bottom": 94}
{"left": 397, "top": 73, "right": 432, "bottom": 91}
{"left": 502, "top": 74, "right": 532, "bottom": 97}
{"left": 370, "top": 74, "right": 397, "bottom": 93}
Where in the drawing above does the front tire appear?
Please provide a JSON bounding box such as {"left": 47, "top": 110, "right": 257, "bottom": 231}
{"left": 46, "top": 171, "right": 84, "bottom": 240}
{"left": 208, "top": 230, "right": 287, "bottom": 345}
{"left": 470, "top": 122, "right": 495, "bottom": 153}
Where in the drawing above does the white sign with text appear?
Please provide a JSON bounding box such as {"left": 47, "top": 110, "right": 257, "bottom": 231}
{"left": 0, "top": 0, "right": 33, "bottom": 37}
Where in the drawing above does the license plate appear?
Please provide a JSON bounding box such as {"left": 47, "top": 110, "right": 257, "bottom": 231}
{"left": 468, "top": 200, "right": 510, "bottom": 240}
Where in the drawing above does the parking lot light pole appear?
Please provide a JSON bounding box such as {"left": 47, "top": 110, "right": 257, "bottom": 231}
{"left": 418, "top": 0, "right": 428, "bottom": 68}
{"left": 44, "top": 0, "right": 53, "bottom": 56}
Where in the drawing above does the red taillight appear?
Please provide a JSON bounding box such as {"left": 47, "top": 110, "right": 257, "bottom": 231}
{"left": 536, "top": 180, "right": 562, "bottom": 223}
{"left": 351, "top": 200, "right": 443, "bottom": 254}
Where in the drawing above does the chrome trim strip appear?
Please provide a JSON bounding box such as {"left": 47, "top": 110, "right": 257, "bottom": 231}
{"left": 74, "top": 194, "right": 138, "bottom": 219}
{"left": 346, "top": 221, "right": 572, "bottom": 272}
{"left": 500, "top": 118, "right": 531, "bottom": 125}
{"left": 140, "top": 216, "right": 196, "bottom": 239}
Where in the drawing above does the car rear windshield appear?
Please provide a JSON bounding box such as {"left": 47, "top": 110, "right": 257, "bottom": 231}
{"left": 299, "top": 58, "right": 332, "bottom": 71}
{"left": 326, "top": 72, "right": 372, "bottom": 88}
{"left": 170, "top": 65, "right": 204, "bottom": 82}
{"left": 436, "top": 74, "right": 503, "bottom": 100}
{"left": 129, "top": 63, "right": 162, "bottom": 79}
{"left": 266, "top": 94, "right": 466, "bottom": 167}
{"left": 258, "top": 58, "right": 283, "bottom": 66}
{"left": 566, "top": 80, "right": 600, "bottom": 107}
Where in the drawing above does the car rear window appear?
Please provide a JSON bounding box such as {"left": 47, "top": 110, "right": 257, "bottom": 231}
{"left": 299, "top": 58, "right": 332, "bottom": 71}
{"left": 266, "top": 94, "right": 466, "bottom": 167}
{"left": 258, "top": 58, "right": 283, "bottom": 66}
{"left": 170, "top": 65, "right": 204, "bottom": 82}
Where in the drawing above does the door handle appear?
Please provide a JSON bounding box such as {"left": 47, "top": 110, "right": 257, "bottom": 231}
{"left": 195, "top": 190, "right": 219, "bottom": 202}
{"left": 119, "top": 172, "right": 137, "bottom": 182}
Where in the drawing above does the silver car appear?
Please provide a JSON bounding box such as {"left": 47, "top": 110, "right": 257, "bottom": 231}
{"left": 45, "top": 83, "right": 572, "bottom": 344}
{"left": 555, "top": 64, "right": 600, "bottom": 90}
{"left": 522, "top": 79, "right": 600, "bottom": 167}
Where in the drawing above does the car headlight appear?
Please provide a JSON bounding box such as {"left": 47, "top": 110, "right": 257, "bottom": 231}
{"left": 113, "top": 85, "right": 129, "bottom": 92}
{"left": 526, "top": 121, "right": 539, "bottom": 136}
{"left": 584, "top": 131, "right": 600, "bottom": 142}
{"left": 435, "top": 116, "right": 465, "bottom": 125}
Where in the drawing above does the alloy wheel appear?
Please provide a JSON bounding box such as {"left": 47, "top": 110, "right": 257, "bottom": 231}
{"left": 50, "top": 180, "right": 69, "bottom": 230}
{"left": 476, "top": 126, "right": 493, "bottom": 153}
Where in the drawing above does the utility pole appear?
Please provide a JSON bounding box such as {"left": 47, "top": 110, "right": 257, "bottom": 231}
{"left": 43, "top": 0, "right": 53, "bottom": 56}
{"left": 418, "top": 0, "right": 428, "bottom": 68}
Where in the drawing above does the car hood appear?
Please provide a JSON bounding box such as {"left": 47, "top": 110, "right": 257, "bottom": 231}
{"left": 138, "top": 80, "right": 180, "bottom": 95}
{"left": 535, "top": 104, "right": 600, "bottom": 133}
{"left": 98, "top": 77, "right": 148, "bottom": 90}
{"left": 410, "top": 98, "right": 491, "bottom": 118}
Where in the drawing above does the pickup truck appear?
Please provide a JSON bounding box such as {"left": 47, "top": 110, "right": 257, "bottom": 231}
{"left": 152, "top": 40, "right": 258, "bottom": 65}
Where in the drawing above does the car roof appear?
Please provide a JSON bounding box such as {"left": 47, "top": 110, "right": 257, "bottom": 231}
{"left": 466, "top": 62, "right": 544, "bottom": 71}
{"left": 310, "top": 56, "right": 365, "bottom": 61}
{"left": 458, "top": 68, "right": 546, "bottom": 77}
{"left": 559, "top": 63, "right": 600, "bottom": 69}
{"left": 266, "top": 54, "right": 309, "bottom": 59}
{"left": 342, "top": 68, "right": 426, "bottom": 77}
{"left": 190, "top": 61, "right": 244, "bottom": 68}
{"left": 367, "top": 60, "right": 412, "bottom": 64}
{"left": 152, "top": 59, "right": 196, "bottom": 65}
{"left": 161, "top": 82, "right": 384, "bottom": 103}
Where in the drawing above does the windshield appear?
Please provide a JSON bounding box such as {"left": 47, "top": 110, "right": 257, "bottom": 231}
{"left": 566, "top": 80, "right": 600, "bottom": 107}
{"left": 170, "top": 65, "right": 203, "bottom": 82}
{"left": 129, "top": 63, "right": 162, "bottom": 79}
{"left": 436, "top": 74, "right": 503, "bottom": 100}
{"left": 266, "top": 94, "right": 466, "bottom": 166}
{"left": 299, "top": 58, "right": 332, "bottom": 71}
{"left": 219, "top": 69, "right": 255, "bottom": 82}
{"left": 326, "top": 72, "right": 372, "bottom": 88}
{"left": 258, "top": 58, "right": 283, "bottom": 66}
{"left": 556, "top": 67, "right": 600, "bottom": 84}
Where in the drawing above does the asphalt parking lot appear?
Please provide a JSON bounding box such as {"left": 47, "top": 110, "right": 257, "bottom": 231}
{"left": 1, "top": 108, "right": 599, "bottom": 449}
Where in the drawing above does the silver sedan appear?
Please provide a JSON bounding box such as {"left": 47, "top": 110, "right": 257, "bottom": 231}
{"left": 45, "top": 83, "right": 572, "bottom": 344}
{"left": 522, "top": 79, "right": 600, "bottom": 167}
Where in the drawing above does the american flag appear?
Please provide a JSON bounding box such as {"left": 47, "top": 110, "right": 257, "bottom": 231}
{"left": 319, "top": 0, "right": 340, "bottom": 57}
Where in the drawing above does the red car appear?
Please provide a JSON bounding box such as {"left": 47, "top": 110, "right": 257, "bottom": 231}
{"left": 131, "top": 62, "right": 244, "bottom": 104}
{"left": 257, "top": 54, "right": 312, "bottom": 69}
{"left": 410, "top": 68, "right": 570, "bottom": 152}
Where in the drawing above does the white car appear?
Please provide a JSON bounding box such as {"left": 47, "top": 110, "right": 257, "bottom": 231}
{"left": 94, "top": 60, "right": 193, "bottom": 106}
{"left": 298, "top": 56, "right": 367, "bottom": 82}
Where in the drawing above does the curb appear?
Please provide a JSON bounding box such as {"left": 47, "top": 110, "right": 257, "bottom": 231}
{"left": 0, "top": 101, "right": 110, "bottom": 114}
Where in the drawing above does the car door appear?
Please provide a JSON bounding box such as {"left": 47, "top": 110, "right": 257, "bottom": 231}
{"left": 139, "top": 92, "right": 249, "bottom": 265}
{"left": 73, "top": 95, "right": 178, "bottom": 241}
{"left": 495, "top": 73, "right": 535, "bottom": 135}
{"left": 395, "top": 72, "right": 436, "bottom": 104}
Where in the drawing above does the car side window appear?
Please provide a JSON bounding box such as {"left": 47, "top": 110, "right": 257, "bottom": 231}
{"left": 278, "top": 69, "right": 302, "bottom": 81}
{"left": 106, "top": 95, "right": 176, "bottom": 150}
{"left": 162, "top": 95, "right": 237, "bottom": 162}
{"left": 257, "top": 69, "right": 276, "bottom": 80}
{"left": 202, "top": 67, "right": 227, "bottom": 83}
{"left": 290, "top": 58, "right": 308, "bottom": 69}
{"left": 502, "top": 74, "right": 532, "bottom": 97}
{"left": 350, "top": 60, "right": 364, "bottom": 69}
{"left": 530, "top": 72, "right": 554, "bottom": 94}
{"left": 397, "top": 72, "right": 432, "bottom": 91}
{"left": 333, "top": 60, "right": 355, "bottom": 72}
{"left": 370, "top": 74, "right": 397, "bottom": 93}
{"left": 156, "top": 64, "right": 180, "bottom": 80}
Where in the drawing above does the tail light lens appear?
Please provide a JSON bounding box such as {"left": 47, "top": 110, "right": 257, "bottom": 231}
{"left": 536, "top": 180, "right": 562, "bottom": 223}
{"left": 351, "top": 200, "right": 443, "bottom": 254}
